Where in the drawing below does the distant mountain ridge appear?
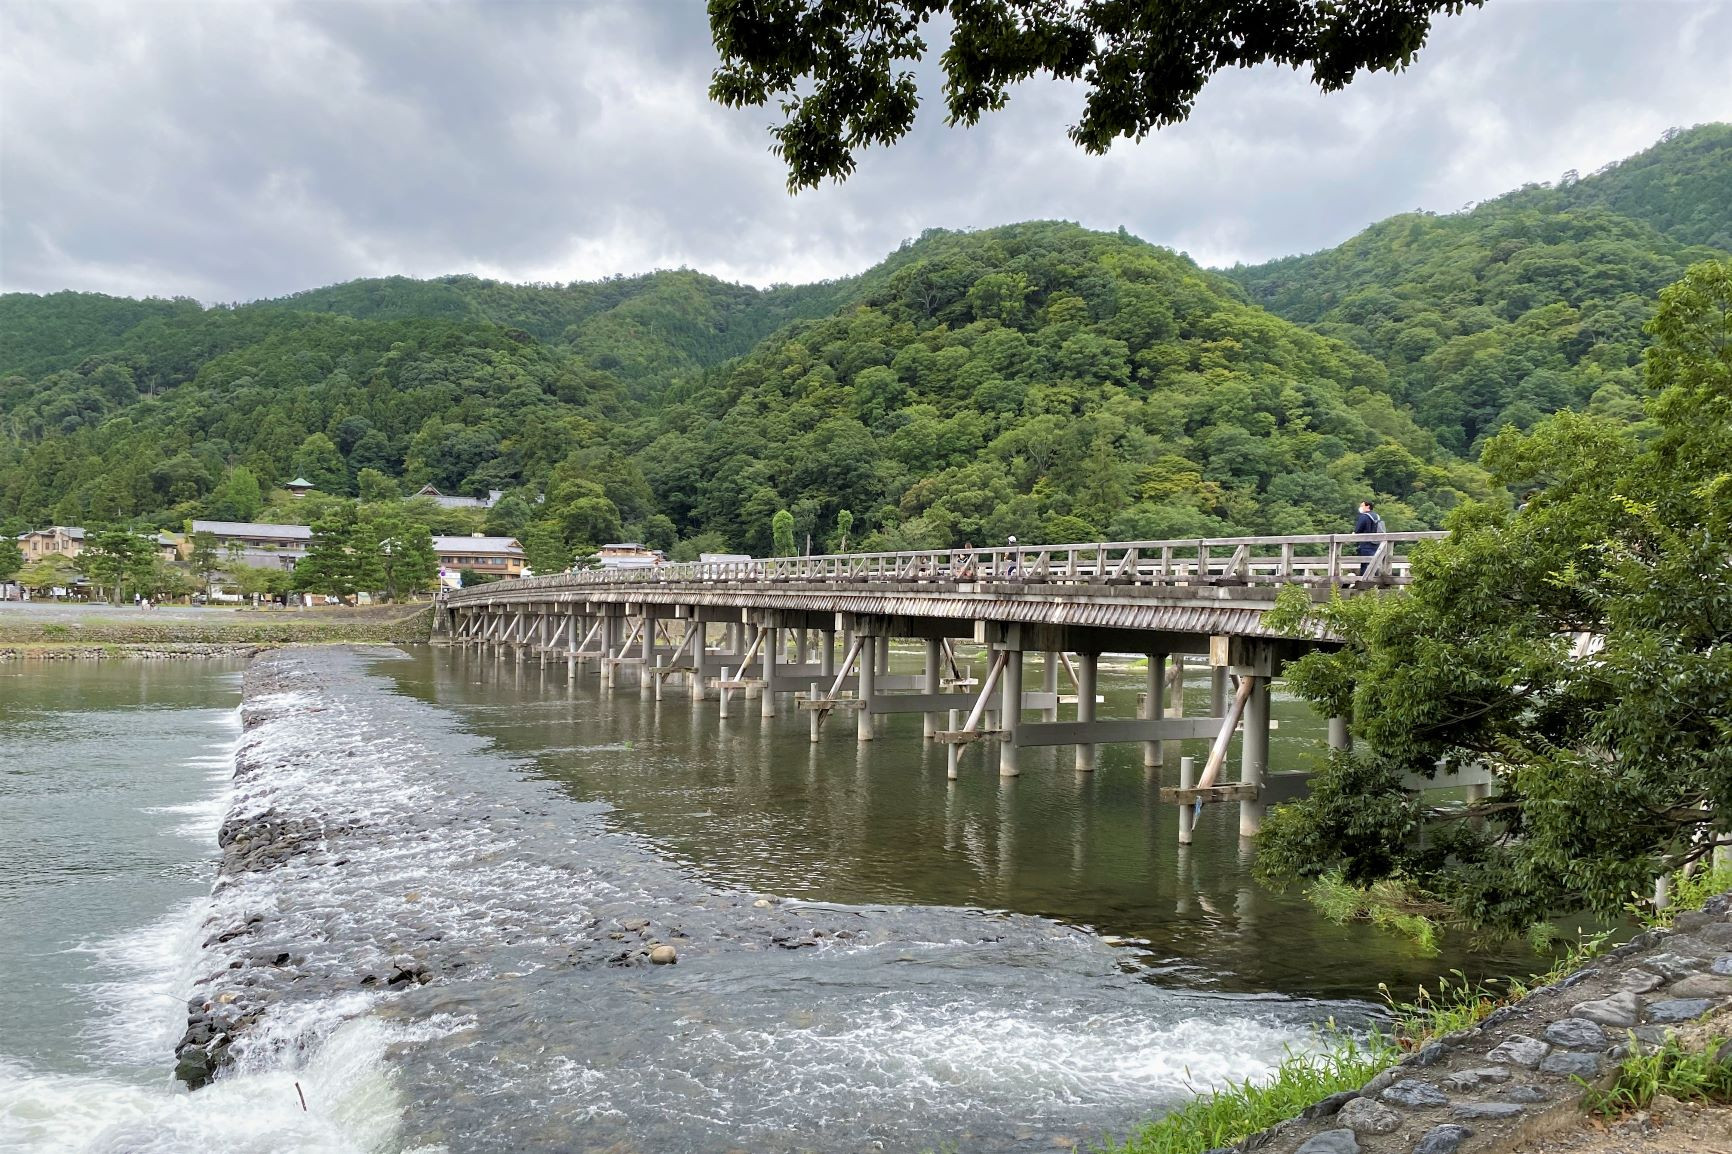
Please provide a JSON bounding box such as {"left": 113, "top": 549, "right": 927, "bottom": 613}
{"left": 1224, "top": 124, "right": 1730, "bottom": 452}
{"left": 1, "top": 126, "right": 1726, "bottom": 558}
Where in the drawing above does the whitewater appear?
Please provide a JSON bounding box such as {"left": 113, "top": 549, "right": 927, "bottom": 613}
{"left": 1, "top": 648, "right": 1357, "bottom": 1152}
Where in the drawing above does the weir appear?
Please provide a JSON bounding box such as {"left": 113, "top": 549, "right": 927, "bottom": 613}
{"left": 435, "top": 533, "right": 1488, "bottom": 841}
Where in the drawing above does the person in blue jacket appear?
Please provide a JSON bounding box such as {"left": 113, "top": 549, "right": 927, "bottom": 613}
{"left": 1355, "top": 500, "right": 1383, "bottom": 574}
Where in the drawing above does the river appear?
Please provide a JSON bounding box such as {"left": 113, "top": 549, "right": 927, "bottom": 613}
{"left": 0, "top": 646, "right": 1537, "bottom": 1153}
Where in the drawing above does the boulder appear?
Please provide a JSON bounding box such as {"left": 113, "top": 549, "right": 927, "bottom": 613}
{"left": 1541, "top": 1018, "right": 1606, "bottom": 1050}
{"left": 1571, "top": 991, "right": 1640, "bottom": 1027}
{"left": 1412, "top": 1124, "right": 1473, "bottom": 1154}
{"left": 1337, "top": 1097, "right": 1403, "bottom": 1135}
{"left": 1294, "top": 1129, "right": 1359, "bottom": 1154}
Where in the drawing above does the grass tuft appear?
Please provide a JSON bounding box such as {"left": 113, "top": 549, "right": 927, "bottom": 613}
{"left": 1107, "top": 1031, "right": 1396, "bottom": 1154}
{"left": 1303, "top": 871, "right": 1446, "bottom": 954}
{"left": 1587, "top": 1034, "right": 1732, "bottom": 1117}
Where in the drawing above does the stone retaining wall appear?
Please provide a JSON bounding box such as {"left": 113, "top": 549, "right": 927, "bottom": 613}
{"left": 1253, "top": 895, "right": 1732, "bottom": 1154}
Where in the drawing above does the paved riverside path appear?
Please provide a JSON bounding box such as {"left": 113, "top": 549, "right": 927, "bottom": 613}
{"left": 1264, "top": 896, "right": 1732, "bottom": 1154}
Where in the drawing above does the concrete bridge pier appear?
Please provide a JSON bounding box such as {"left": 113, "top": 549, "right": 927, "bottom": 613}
{"left": 923, "top": 639, "right": 942, "bottom": 738}
{"left": 690, "top": 621, "right": 711, "bottom": 702}
{"left": 639, "top": 609, "right": 654, "bottom": 697}
{"left": 1074, "top": 653, "right": 1099, "bottom": 773}
{"left": 1178, "top": 756, "right": 1197, "bottom": 844}
{"left": 1240, "top": 676, "right": 1270, "bottom": 836}
{"left": 1144, "top": 653, "right": 1166, "bottom": 768}
{"left": 1328, "top": 716, "right": 1350, "bottom": 751}
{"left": 821, "top": 629, "right": 836, "bottom": 678}
{"left": 1042, "top": 654, "right": 1059, "bottom": 721}
{"left": 999, "top": 647, "right": 1023, "bottom": 778}
{"left": 761, "top": 626, "right": 779, "bottom": 718}
{"left": 857, "top": 634, "right": 878, "bottom": 742}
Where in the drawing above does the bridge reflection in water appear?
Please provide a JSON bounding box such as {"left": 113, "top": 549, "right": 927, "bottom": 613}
{"left": 436, "top": 533, "right": 1487, "bottom": 843}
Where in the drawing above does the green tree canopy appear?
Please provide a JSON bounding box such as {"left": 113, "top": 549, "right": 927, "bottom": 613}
{"left": 709, "top": 0, "right": 1484, "bottom": 189}
{"left": 1257, "top": 259, "right": 1732, "bottom": 938}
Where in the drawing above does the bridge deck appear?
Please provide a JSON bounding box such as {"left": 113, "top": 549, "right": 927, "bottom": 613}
{"left": 441, "top": 532, "right": 1441, "bottom": 639}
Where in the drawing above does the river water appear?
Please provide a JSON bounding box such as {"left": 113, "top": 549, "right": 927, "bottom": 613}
{"left": 0, "top": 647, "right": 1537, "bottom": 1153}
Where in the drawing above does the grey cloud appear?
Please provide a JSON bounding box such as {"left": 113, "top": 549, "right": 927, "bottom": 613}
{"left": 2, "top": 0, "right": 1729, "bottom": 302}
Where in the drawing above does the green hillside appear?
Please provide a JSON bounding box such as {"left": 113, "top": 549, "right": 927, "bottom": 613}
{"left": 1, "top": 127, "right": 1724, "bottom": 564}
{"left": 635, "top": 222, "right": 1486, "bottom": 556}
{"left": 1226, "top": 124, "right": 1731, "bottom": 453}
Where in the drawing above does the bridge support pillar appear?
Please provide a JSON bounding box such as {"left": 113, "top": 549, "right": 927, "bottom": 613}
{"left": 1178, "top": 755, "right": 1196, "bottom": 845}
{"left": 1327, "top": 717, "right": 1351, "bottom": 751}
{"left": 1074, "top": 653, "right": 1098, "bottom": 773}
{"left": 1144, "top": 653, "right": 1166, "bottom": 768}
{"left": 821, "top": 630, "right": 836, "bottom": 678}
{"left": 1240, "top": 676, "right": 1270, "bottom": 837}
{"left": 1042, "top": 653, "right": 1059, "bottom": 721}
{"left": 601, "top": 616, "right": 618, "bottom": 687}
{"left": 1211, "top": 664, "right": 1229, "bottom": 718}
{"left": 923, "top": 639, "right": 942, "bottom": 738}
{"left": 691, "top": 621, "right": 710, "bottom": 701}
{"left": 639, "top": 613, "right": 654, "bottom": 696}
{"left": 1163, "top": 659, "right": 1187, "bottom": 769}
{"left": 857, "top": 635, "right": 876, "bottom": 742}
{"left": 999, "top": 650, "right": 1022, "bottom": 777}
{"left": 761, "top": 626, "right": 779, "bottom": 718}
{"left": 876, "top": 633, "right": 891, "bottom": 676}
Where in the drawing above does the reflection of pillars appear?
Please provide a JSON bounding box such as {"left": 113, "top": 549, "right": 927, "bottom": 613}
{"left": 1211, "top": 665, "right": 1228, "bottom": 717}
{"left": 761, "top": 626, "right": 779, "bottom": 718}
{"left": 999, "top": 650, "right": 1022, "bottom": 777}
{"left": 1144, "top": 653, "right": 1166, "bottom": 768}
{"left": 857, "top": 636, "right": 876, "bottom": 742}
{"left": 924, "top": 639, "right": 942, "bottom": 738}
{"left": 1328, "top": 717, "right": 1351, "bottom": 751}
{"left": 1074, "top": 653, "right": 1098, "bottom": 773}
{"left": 1177, "top": 755, "right": 1196, "bottom": 845}
{"left": 1042, "top": 654, "right": 1059, "bottom": 721}
{"left": 1240, "top": 677, "right": 1269, "bottom": 837}
{"left": 820, "top": 630, "right": 836, "bottom": 678}
{"left": 996, "top": 773, "right": 1016, "bottom": 892}
{"left": 946, "top": 708, "right": 960, "bottom": 780}
{"left": 1235, "top": 837, "right": 1257, "bottom": 928}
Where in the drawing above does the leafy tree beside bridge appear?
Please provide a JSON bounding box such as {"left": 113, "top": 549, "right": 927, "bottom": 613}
{"left": 1258, "top": 259, "right": 1732, "bottom": 938}
{"left": 709, "top": 0, "right": 1485, "bottom": 188}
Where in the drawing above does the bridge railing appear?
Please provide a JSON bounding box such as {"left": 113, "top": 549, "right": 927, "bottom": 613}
{"left": 445, "top": 532, "right": 1446, "bottom": 603}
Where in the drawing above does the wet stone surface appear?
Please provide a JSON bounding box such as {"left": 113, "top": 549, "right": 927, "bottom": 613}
{"left": 174, "top": 648, "right": 1354, "bottom": 1153}
{"left": 1256, "top": 895, "right": 1732, "bottom": 1154}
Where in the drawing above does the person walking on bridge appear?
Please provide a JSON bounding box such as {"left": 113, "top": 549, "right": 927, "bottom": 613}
{"left": 1354, "top": 500, "right": 1383, "bottom": 575}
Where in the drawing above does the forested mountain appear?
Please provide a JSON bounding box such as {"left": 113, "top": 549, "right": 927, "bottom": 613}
{"left": 1226, "top": 124, "right": 1731, "bottom": 453}
{"left": 261, "top": 270, "right": 852, "bottom": 397}
{"left": 1, "top": 127, "right": 1725, "bottom": 565}
{"left": 637, "top": 223, "right": 1487, "bottom": 555}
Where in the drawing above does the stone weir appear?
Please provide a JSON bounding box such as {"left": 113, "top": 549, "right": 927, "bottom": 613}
{"left": 1256, "top": 896, "right": 1732, "bottom": 1154}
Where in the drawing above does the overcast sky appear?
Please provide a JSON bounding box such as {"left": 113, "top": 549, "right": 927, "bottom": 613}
{"left": 2, "top": 0, "right": 1729, "bottom": 303}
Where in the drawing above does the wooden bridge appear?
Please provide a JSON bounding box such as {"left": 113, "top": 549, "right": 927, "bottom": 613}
{"left": 434, "top": 532, "right": 1482, "bottom": 839}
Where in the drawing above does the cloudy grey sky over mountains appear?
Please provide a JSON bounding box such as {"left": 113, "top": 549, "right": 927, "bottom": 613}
{"left": 3, "top": 0, "right": 1729, "bottom": 302}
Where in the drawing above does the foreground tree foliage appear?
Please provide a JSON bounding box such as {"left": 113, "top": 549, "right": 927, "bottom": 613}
{"left": 1257, "top": 258, "right": 1732, "bottom": 938}
{"left": 708, "top": 0, "right": 1485, "bottom": 189}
